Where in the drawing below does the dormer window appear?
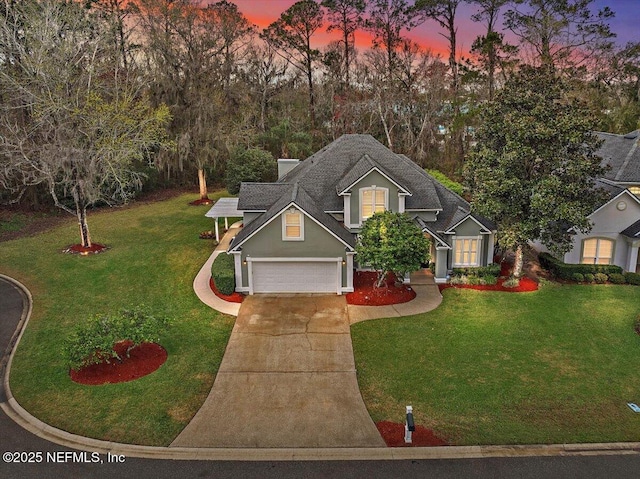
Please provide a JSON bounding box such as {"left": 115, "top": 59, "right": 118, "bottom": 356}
{"left": 282, "top": 209, "right": 304, "bottom": 240}
{"left": 360, "top": 186, "right": 388, "bottom": 222}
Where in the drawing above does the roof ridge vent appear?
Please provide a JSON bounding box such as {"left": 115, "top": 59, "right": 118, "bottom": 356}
{"left": 291, "top": 182, "right": 299, "bottom": 202}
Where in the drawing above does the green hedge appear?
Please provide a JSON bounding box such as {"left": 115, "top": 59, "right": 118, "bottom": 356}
{"left": 625, "top": 272, "right": 640, "bottom": 285}
{"left": 538, "top": 252, "right": 623, "bottom": 280}
{"left": 452, "top": 263, "right": 501, "bottom": 278}
{"left": 211, "top": 253, "right": 236, "bottom": 295}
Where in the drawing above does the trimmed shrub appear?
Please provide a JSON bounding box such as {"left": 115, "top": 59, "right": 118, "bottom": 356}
{"left": 211, "top": 252, "right": 236, "bottom": 295}
{"left": 584, "top": 273, "right": 595, "bottom": 283}
{"left": 64, "top": 306, "right": 170, "bottom": 370}
{"left": 468, "top": 276, "right": 486, "bottom": 285}
{"left": 594, "top": 273, "right": 608, "bottom": 284}
{"left": 484, "top": 275, "right": 498, "bottom": 285}
{"left": 625, "top": 272, "right": 640, "bottom": 285}
{"left": 502, "top": 277, "right": 520, "bottom": 288}
{"left": 538, "top": 252, "right": 623, "bottom": 280}
{"left": 452, "top": 263, "right": 501, "bottom": 278}
{"left": 608, "top": 273, "right": 627, "bottom": 284}
{"left": 571, "top": 273, "right": 584, "bottom": 282}
{"left": 449, "top": 275, "right": 469, "bottom": 285}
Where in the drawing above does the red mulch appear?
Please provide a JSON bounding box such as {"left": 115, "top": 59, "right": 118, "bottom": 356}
{"left": 376, "top": 421, "right": 448, "bottom": 447}
{"left": 210, "top": 277, "right": 244, "bottom": 303}
{"left": 346, "top": 271, "right": 416, "bottom": 306}
{"left": 63, "top": 243, "right": 108, "bottom": 255}
{"left": 189, "top": 197, "right": 214, "bottom": 206}
{"left": 439, "top": 276, "right": 539, "bottom": 293}
{"left": 70, "top": 341, "right": 167, "bottom": 385}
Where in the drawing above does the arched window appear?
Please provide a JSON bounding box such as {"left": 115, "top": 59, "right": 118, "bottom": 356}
{"left": 582, "top": 238, "right": 614, "bottom": 265}
{"left": 360, "top": 186, "right": 387, "bottom": 222}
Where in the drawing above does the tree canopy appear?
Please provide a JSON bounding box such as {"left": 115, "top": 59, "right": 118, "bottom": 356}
{"left": 0, "top": 0, "right": 171, "bottom": 248}
{"left": 465, "top": 66, "right": 609, "bottom": 276}
{"left": 356, "top": 211, "right": 431, "bottom": 287}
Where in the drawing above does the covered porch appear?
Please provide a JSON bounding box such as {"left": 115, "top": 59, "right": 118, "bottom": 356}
{"left": 205, "top": 198, "right": 242, "bottom": 242}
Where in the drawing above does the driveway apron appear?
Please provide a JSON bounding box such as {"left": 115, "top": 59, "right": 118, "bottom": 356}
{"left": 171, "top": 295, "right": 385, "bottom": 448}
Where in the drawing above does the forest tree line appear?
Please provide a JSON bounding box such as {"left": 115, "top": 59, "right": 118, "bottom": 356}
{"left": 1, "top": 0, "right": 639, "bottom": 211}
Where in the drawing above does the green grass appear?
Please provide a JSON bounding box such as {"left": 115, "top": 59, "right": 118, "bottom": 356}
{"left": 352, "top": 282, "right": 640, "bottom": 445}
{"left": 0, "top": 213, "right": 27, "bottom": 233}
{"left": 0, "top": 192, "right": 235, "bottom": 446}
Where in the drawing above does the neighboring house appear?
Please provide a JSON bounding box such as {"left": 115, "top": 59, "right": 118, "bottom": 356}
{"left": 227, "top": 134, "right": 496, "bottom": 294}
{"left": 532, "top": 130, "right": 640, "bottom": 273}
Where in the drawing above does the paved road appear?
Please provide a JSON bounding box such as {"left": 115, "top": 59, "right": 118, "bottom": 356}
{"left": 2, "top": 276, "right": 640, "bottom": 478}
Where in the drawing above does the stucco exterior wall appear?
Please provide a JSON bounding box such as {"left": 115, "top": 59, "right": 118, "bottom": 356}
{"left": 237, "top": 210, "right": 350, "bottom": 288}
{"left": 348, "top": 170, "right": 400, "bottom": 226}
{"left": 563, "top": 192, "right": 640, "bottom": 269}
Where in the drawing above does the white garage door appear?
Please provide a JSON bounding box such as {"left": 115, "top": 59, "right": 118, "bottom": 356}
{"left": 251, "top": 260, "right": 339, "bottom": 294}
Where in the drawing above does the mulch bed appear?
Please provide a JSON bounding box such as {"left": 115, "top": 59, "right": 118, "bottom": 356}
{"left": 63, "top": 243, "right": 108, "bottom": 255}
{"left": 70, "top": 341, "right": 167, "bottom": 385}
{"left": 439, "top": 276, "right": 539, "bottom": 293}
{"left": 376, "top": 421, "right": 448, "bottom": 447}
{"left": 346, "top": 271, "right": 416, "bottom": 306}
{"left": 189, "top": 197, "right": 214, "bottom": 206}
{"left": 210, "top": 277, "right": 244, "bottom": 303}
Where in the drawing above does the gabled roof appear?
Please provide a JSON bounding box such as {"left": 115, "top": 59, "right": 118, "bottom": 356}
{"left": 229, "top": 183, "right": 355, "bottom": 252}
{"left": 237, "top": 183, "right": 291, "bottom": 211}
{"left": 279, "top": 134, "right": 443, "bottom": 211}
{"left": 596, "top": 130, "right": 640, "bottom": 184}
{"left": 335, "top": 154, "right": 411, "bottom": 196}
{"left": 621, "top": 219, "right": 640, "bottom": 239}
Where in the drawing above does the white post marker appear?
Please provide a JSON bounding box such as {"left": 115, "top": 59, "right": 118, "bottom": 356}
{"left": 405, "top": 405, "right": 415, "bottom": 444}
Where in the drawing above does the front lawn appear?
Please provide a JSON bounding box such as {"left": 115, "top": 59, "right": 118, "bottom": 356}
{"left": 0, "top": 192, "right": 235, "bottom": 446}
{"left": 352, "top": 282, "right": 640, "bottom": 445}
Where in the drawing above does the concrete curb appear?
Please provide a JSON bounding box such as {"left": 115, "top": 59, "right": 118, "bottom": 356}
{"left": 3, "top": 273, "right": 640, "bottom": 460}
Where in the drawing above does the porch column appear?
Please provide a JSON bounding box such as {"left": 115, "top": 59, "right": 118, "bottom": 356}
{"left": 346, "top": 252, "right": 355, "bottom": 292}
{"left": 434, "top": 248, "right": 449, "bottom": 283}
{"left": 214, "top": 218, "right": 220, "bottom": 243}
{"left": 232, "top": 251, "right": 243, "bottom": 292}
{"left": 625, "top": 239, "right": 639, "bottom": 273}
{"left": 486, "top": 233, "right": 495, "bottom": 266}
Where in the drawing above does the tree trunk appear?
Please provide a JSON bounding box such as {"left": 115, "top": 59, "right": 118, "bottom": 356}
{"left": 375, "top": 271, "right": 387, "bottom": 288}
{"left": 512, "top": 244, "right": 524, "bottom": 278}
{"left": 198, "top": 168, "right": 208, "bottom": 200}
{"left": 77, "top": 206, "right": 92, "bottom": 248}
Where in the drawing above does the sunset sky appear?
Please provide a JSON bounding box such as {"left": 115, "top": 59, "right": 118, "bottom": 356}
{"left": 233, "top": 0, "right": 639, "bottom": 59}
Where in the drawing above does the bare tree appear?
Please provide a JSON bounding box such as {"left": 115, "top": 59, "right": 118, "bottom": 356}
{"left": 321, "top": 0, "right": 366, "bottom": 88}
{"left": 135, "top": 0, "right": 252, "bottom": 201}
{"left": 364, "top": 0, "right": 422, "bottom": 79}
{"left": 0, "top": 0, "right": 171, "bottom": 249}
{"left": 415, "top": 0, "right": 462, "bottom": 94}
{"left": 262, "top": 0, "right": 324, "bottom": 129}
{"left": 504, "top": 0, "right": 615, "bottom": 71}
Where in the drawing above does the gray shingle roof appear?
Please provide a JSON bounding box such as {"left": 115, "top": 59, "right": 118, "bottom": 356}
{"left": 335, "top": 154, "right": 411, "bottom": 195}
{"left": 280, "top": 134, "right": 443, "bottom": 211}
{"left": 621, "top": 219, "right": 640, "bottom": 238}
{"left": 237, "top": 183, "right": 291, "bottom": 210}
{"left": 596, "top": 130, "right": 640, "bottom": 184}
{"left": 229, "top": 183, "right": 355, "bottom": 252}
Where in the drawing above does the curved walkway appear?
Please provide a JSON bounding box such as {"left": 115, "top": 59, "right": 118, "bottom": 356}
{"left": 3, "top": 275, "right": 640, "bottom": 460}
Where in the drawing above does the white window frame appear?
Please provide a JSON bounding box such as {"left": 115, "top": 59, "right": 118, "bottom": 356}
{"left": 359, "top": 186, "right": 388, "bottom": 224}
{"left": 282, "top": 209, "right": 304, "bottom": 241}
{"left": 453, "top": 236, "right": 481, "bottom": 267}
{"left": 581, "top": 237, "right": 614, "bottom": 265}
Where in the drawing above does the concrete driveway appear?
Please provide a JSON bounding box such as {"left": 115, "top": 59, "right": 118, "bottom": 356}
{"left": 171, "top": 295, "right": 385, "bottom": 448}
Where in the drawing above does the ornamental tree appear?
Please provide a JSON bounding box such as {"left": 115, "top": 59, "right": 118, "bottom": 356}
{"left": 465, "top": 66, "right": 608, "bottom": 277}
{"left": 0, "top": 0, "right": 171, "bottom": 249}
{"left": 356, "top": 211, "right": 431, "bottom": 288}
